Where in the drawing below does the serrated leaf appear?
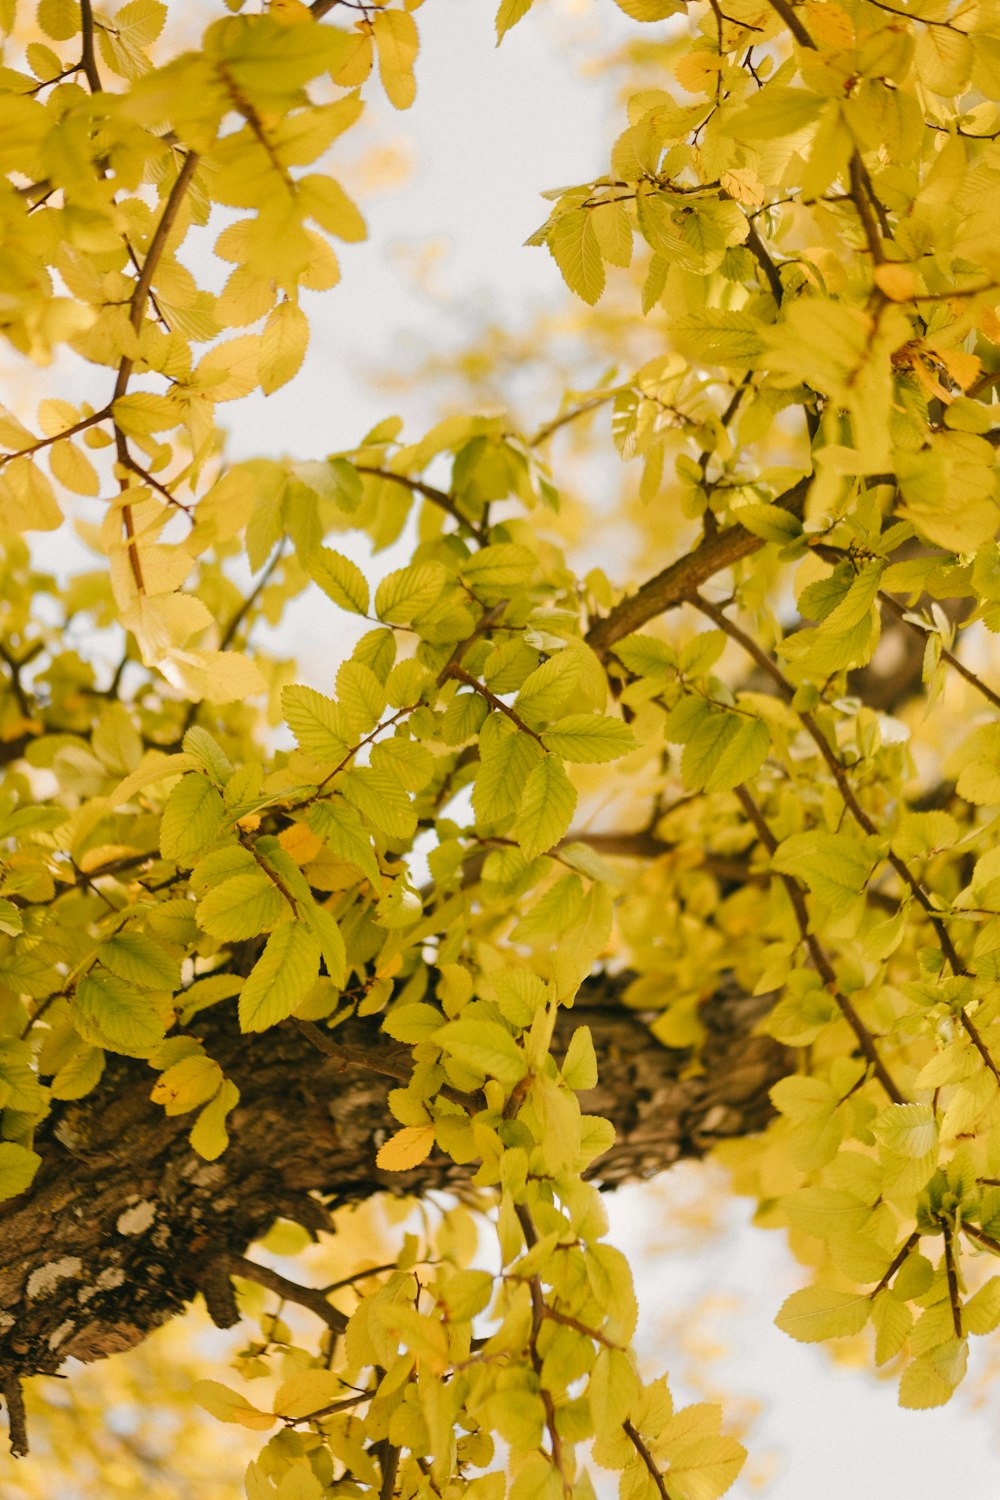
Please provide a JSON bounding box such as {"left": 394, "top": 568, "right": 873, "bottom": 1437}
{"left": 339, "top": 766, "right": 417, "bottom": 840}
{"left": 193, "top": 1379, "right": 275, "bottom": 1431}
{"left": 309, "top": 798, "right": 383, "bottom": 890}
{"left": 496, "top": 0, "right": 535, "bottom": 37}
{"left": 197, "top": 870, "right": 289, "bottom": 941}
{"left": 97, "top": 931, "right": 181, "bottom": 991}
{"left": 375, "top": 561, "right": 446, "bottom": 624}
{"left": 376, "top": 1124, "right": 435, "bottom": 1171}
{"left": 308, "top": 547, "right": 370, "bottom": 614}
{"left": 76, "top": 969, "right": 166, "bottom": 1056}
{"left": 548, "top": 210, "right": 605, "bottom": 305}
{"left": 872, "top": 1102, "right": 938, "bottom": 1159}
{"left": 540, "top": 713, "right": 636, "bottom": 763}
{"left": 239, "top": 923, "right": 321, "bottom": 1032}
{"left": 514, "top": 755, "right": 577, "bottom": 860}
{"left": 282, "top": 683, "right": 351, "bottom": 762}
{"left": 437, "top": 1017, "right": 528, "bottom": 1087}
{"left": 159, "top": 774, "right": 227, "bottom": 864}
{"left": 259, "top": 301, "right": 309, "bottom": 395}
{"left": 775, "top": 1285, "right": 871, "bottom": 1342}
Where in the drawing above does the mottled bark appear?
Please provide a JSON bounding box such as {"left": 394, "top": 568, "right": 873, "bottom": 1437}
{"left": 0, "top": 976, "right": 787, "bottom": 1400}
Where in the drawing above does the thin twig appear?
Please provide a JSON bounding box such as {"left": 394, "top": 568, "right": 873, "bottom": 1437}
{"left": 354, "top": 464, "right": 487, "bottom": 542}
{"left": 735, "top": 785, "right": 904, "bottom": 1102}
{"left": 220, "top": 1252, "right": 347, "bottom": 1333}
{"left": 623, "top": 1420, "right": 672, "bottom": 1500}
{"left": 440, "top": 664, "right": 546, "bottom": 745}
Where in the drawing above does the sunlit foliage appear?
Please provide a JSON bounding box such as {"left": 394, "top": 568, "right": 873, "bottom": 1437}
{"left": 1, "top": 0, "right": 1000, "bottom": 1495}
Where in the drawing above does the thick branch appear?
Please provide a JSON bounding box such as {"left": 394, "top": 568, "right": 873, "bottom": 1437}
{"left": 0, "top": 978, "right": 787, "bottom": 1390}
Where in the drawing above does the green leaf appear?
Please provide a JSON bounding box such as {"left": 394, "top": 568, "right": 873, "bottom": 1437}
{"left": 702, "top": 716, "right": 770, "bottom": 793}
{"left": 772, "top": 832, "right": 875, "bottom": 916}
{"left": 374, "top": 561, "right": 447, "bottom": 624}
{"left": 473, "top": 714, "right": 544, "bottom": 825}
{"left": 197, "top": 870, "right": 289, "bottom": 941}
{"left": 300, "top": 898, "right": 347, "bottom": 987}
{"left": 514, "top": 755, "right": 577, "bottom": 860}
{"left": 76, "top": 969, "right": 167, "bottom": 1056}
{"left": 159, "top": 774, "right": 227, "bottom": 864}
{"left": 97, "top": 931, "right": 182, "bottom": 992}
{"left": 775, "top": 1285, "right": 871, "bottom": 1343}
{"left": 308, "top": 546, "right": 370, "bottom": 615}
{"left": 964, "top": 1277, "right": 1000, "bottom": 1335}
{"left": 540, "top": 713, "right": 637, "bottom": 763}
{"left": 436, "top": 1016, "right": 528, "bottom": 1087}
{"left": 0, "top": 1141, "right": 41, "bottom": 1201}
{"left": 872, "top": 1102, "right": 938, "bottom": 1159}
{"left": 898, "top": 1339, "right": 968, "bottom": 1409}
{"left": 282, "top": 684, "right": 351, "bottom": 762}
{"left": 339, "top": 766, "right": 417, "bottom": 840}
{"left": 238, "top": 924, "right": 322, "bottom": 1032}
{"left": 461, "top": 543, "right": 536, "bottom": 593}
{"left": 309, "top": 797, "right": 384, "bottom": 890}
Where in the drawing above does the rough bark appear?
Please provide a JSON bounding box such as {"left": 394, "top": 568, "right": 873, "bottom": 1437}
{"left": 0, "top": 975, "right": 787, "bottom": 1394}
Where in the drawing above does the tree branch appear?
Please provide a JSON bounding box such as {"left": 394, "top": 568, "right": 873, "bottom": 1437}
{"left": 585, "top": 477, "right": 810, "bottom": 659}
{"left": 0, "top": 978, "right": 788, "bottom": 1396}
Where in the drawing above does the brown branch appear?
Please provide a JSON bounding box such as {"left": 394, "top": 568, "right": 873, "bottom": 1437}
{"left": 0, "top": 406, "right": 111, "bottom": 469}
{"left": 735, "top": 785, "right": 904, "bottom": 1103}
{"left": 623, "top": 1419, "right": 673, "bottom": 1500}
{"left": 961, "top": 1012, "right": 1000, "bottom": 1089}
{"left": 943, "top": 1229, "right": 963, "bottom": 1340}
{"left": 354, "top": 465, "right": 487, "bottom": 542}
{"left": 586, "top": 477, "right": 810, "bottom": 659}
{"left": 2, "top": 1376, "right": 28, "bottom": 1458}
{"left": 871, "top": 1232, "right": 920, "bottom": 1297}
{"left": 849, "top": 155, "right": 884, "bottom": 264}
{"left": 529, "top": 393, "right": 614, "bottom": 447}
{"left": 764, "top": 0, "right": 815, "bottom": 47}
{"left": 219, "top": 1253, "right": 347, "bottom": 1334}
{"left": 693, "top": 596, "right": 965, "bottom": 973}
{"left": 440, "top": 664, "right": 546, "bottom": 745}
{"left": 113, "top": 150, "right": 199, "bottom": 401}
{"left": 79, "top": 0, "right": 103, "bottom": 93}
{"left": 0, "top": 978, "right": 788, "bottom": 1398}
{"left": 744, "top": 220, "right": 784, "bottom": 303}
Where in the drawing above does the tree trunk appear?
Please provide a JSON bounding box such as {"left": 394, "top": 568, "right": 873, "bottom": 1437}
{"left": 0, "top": 976, "right": 786, "bottom": 1394}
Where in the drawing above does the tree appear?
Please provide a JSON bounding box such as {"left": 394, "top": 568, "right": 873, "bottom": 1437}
{"left": 0, "top": 0, "right": 999, "bottom": 1492}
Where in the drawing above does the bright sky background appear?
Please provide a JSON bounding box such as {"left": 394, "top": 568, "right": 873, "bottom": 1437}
{"left": 210, "top": 3, "right": 1000, "bottom": 1496}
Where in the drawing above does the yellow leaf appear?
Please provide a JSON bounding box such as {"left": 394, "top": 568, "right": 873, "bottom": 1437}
{"left": 376, "top": 1124, "right": 435, "bottom": 1171}
{"left": 874, "top": 263, "right": 917, "bottom": 302}
{"left": 193, "top": 1378, "right": 275, "bottom": 1430}
{"left": 0, "top": 456, "right": 62, "bottom": 533}
{"left": 259, "top": 301, "right": 309, "bottom": 395}
{"left": 373, "top": 8, "right": 418, "bottom": 110}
